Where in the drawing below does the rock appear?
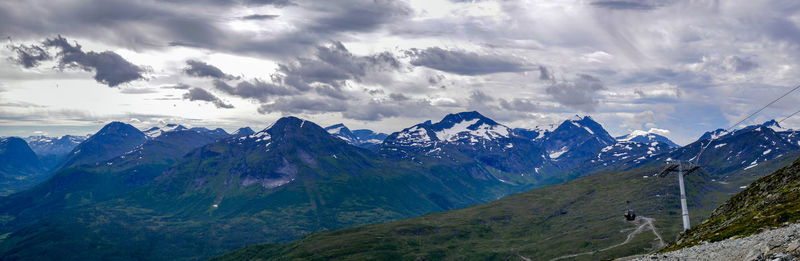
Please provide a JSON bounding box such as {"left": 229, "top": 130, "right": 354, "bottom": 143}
{"left": 786, "top": 241, "right": 800, "bottom": 252}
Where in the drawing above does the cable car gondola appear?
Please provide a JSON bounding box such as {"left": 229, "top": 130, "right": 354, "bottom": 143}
{"left": 624, "top": 209, "right": 636, "bottom": 221}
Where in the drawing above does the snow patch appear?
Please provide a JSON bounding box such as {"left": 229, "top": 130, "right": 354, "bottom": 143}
{"left": 549, "top": 146, "right": 569, "bottom": 159}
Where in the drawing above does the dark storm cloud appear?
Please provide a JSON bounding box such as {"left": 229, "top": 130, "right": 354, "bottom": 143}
{"left": 184, "top": 60, "right": 237, "bottom": 80}
{"left": 7, "top": 36, "right": 146, "bottom": 87}
{"left": 407, "top": 47, "right": 530, "bottom": 75}
{"left": 545, "top": 74, "right": 606, "bottom": 112}
{"left": 241, "top": 14, "right": 280, "bottom": 20}
{"left": 213, "top": 79, "right": 299, "bottom": 102}
{"left": 43, "top": 36, "right": 146, "bottom": 87}
{"left": 182, "top": 87, "right": 234, "bottom": 109}
{"left": 205, "top": 41, "right": 401, "bottom": 103}
{"left": 7, "top": 44, "right": 50, "bottom": 68}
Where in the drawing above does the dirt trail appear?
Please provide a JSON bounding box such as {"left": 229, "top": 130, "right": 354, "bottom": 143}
{"left": 546, "top": 216, "right": 664, "bottom": 261}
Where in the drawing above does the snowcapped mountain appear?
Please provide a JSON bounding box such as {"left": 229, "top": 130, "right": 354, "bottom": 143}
{"left": 651, "top": 120, "right": 800, "bottom": 175}
{"left": 24, "top": 135, "right": 89, "bottom": 156}
{"left": 324, "top": 124, "right": 388, "bottom": 150}
{"left": 590, "top": 140, "right": 675, "bottom": 167}
{"left": 144, "top": 124, "right": 230, "bottom": 139}
{"left": 540, "top": 116, "right": 616, "bottom": 168}
{"left": 616, "top": 129, "right": 679, "bottom": 148}
{"left": 143, "top": 124, "right": 188, "bottom": 138}
{"left": 381, "top": 111, "right": 550, "bottom": 174}
{"left": 512, "top": 127, "right": 549, "bottom": 142}
{"left": 383, "top": 111, "right": 513, "bottom": 149}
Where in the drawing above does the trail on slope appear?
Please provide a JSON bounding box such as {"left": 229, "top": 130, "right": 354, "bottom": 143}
{"left": 547, "top": 216, "right": 664, "bottom": 261}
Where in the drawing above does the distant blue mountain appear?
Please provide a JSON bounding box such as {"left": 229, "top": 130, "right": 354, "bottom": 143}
{"left": 58, "top": 122, "right": 147, "bottom": 169}
{"left": 0, "top": 137, "right": 46, "bottom": 195}
{"left": 325, "top": 123, "right": 388, "bottom": 150}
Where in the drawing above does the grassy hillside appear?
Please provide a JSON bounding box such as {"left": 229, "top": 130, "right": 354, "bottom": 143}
{"left": 214, "top": 152, "right": 800, "bottom": 261}
{"left": 667, "top": 155, "right": 800, "bottom": 251}
{"left": 212, "top": 166, "right": 716, "bottom": 261}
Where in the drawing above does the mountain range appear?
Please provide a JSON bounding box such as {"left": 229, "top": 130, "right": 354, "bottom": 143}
{"left": 213, "top": 119, "right": 800, "bottom": 260}
{"left": 1, "top": 111, "right": 797, "bottom": 260}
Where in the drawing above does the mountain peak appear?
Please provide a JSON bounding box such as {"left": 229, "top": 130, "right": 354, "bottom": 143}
{"left": 439, "top": 111, "right": 497, "bottom": 126}
{"left": 232, "top": 127, "right": 255, "bottom": 136}
{"left": 761, "top": 119, "right": 786, "bottom": 132}
{"left": 0, "top": 137, "right": 43, "bottom": 175}
{"left": 326, "top": 123, "right": 346, "bottom": 129}
{"left": 0, "top": 137, "right": 28, "bottom": 149}
{"left": 98, "top": 121, "right": 141, "bottom": 136}
{"left": 265, "top": 117, "right": 328, "bottom": 138}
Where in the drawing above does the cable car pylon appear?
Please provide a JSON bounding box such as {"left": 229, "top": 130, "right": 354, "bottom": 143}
{"left": 655, "top": 160, "right": 702, "bottom": 231}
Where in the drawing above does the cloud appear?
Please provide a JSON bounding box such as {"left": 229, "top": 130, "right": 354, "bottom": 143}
{"left": 723, "top": 56, "right": 759, "bottom": 73}
{"left": 241, "top": 14, "right": 280, "bottom": 20}
{"left": 539, "top": 66, "right": 553, "bottom": 81}
{"left": 161, "top": 83, "right": 191, "bottom": 90}
{"left": 257, "top": 96, "right": 347, "bottom": 114}
{"left": 0, "top": 0, "right": 410, "bottom": 59}
{"left": 407, "top": 47, "right": 530, "bottom": 75}
{"left": 7, "top": 44, "right": 50, "bottom": 68}
{"left": 499, "top": 98, "right": 539, "bottom": 111}
{"left": 119, "top": 88, "right": 158, "bottom": 94}
{"left": 43, "top": 36, "right": 146, "bottom": 87}
{"left": 276, "top": 41, "right": 401, "bottom": 91}
{"left": 620, "top": 110, "right": 667, "bottom": 130}
{"left": 7, "top": 35, "right": 146, "bottom": 87}
{"left": 590, "top": 1, "right": 656, "bottom": 10}
{"left": 184, "top": 60, "right": 237, "bottom": 80}
{"left": 545, "top": 74, "right": 606, "bottom": 112}
{"left": 242, "top": 0, "right": 293, "bottom": 7}
{"left": 213, "top": 79, "right": 299, "bottom": 102}
{"left": 182, "top": 87, "right": 234, "bottom": 109}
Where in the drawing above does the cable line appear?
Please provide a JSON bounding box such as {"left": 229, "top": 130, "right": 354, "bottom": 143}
{"left": 693, "top": 83, "right": 800, "bottom": 165}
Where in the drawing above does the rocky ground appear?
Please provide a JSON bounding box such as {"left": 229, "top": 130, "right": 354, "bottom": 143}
{"left": 622, "top": 223, "right": 800, "bottom": 261}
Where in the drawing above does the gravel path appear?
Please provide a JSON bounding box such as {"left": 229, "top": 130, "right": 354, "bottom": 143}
{"left": 623, "top": 223, "right": 800, "bottom": 261}
{"left": 549, "top": 216, "right": 664, "bottom": 261}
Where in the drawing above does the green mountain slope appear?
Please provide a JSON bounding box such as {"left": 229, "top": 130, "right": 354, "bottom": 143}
{"left": 211, "top": 167, "right": 713, "bottom": 260}
{"left": 0, "top": 129, "right": 226, "bottom": 235}
{"left": 213, "top": 152, "right": 800, "bottom": 261}
{"left": 667, "top": 155, "right": 800, "bottom": 250}
{"left": 0, "top": 117, "right": 524, "bottom": 261}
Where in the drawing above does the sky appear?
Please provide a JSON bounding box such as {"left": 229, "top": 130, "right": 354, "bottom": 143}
{"left": 2, "top": 0, "right": 800, "bottom": 145}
